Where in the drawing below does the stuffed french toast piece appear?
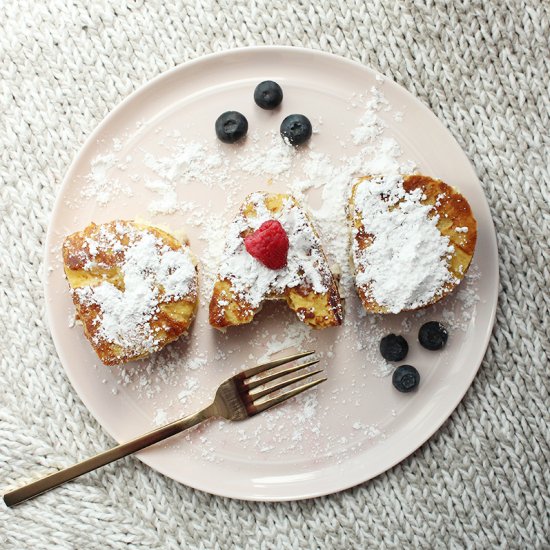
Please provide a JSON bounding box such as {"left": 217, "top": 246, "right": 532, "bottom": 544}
{"left": 63, "top": 220, "right": 198, "bottom": 365}
{"left": 209, "top": 192, "right": 343, "bottom": 330}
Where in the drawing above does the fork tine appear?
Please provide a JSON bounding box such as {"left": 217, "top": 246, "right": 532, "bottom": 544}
{"left": 244, "top": 359, "right": 319, "bottom": 390}
{"left": 248, "top": 369, "right": 324, "bottom": 400}
{"left": 238, "top": 350, "right": 315, "bottom": 380}
{"left": 249, "top": 376, "right": 327, "bottom": 415}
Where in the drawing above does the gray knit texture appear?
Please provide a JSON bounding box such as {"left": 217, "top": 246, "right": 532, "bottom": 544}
{"left": 1, "top": 1, "right": 549, "bottom": 548}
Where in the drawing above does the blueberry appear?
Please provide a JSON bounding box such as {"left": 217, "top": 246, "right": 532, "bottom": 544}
{"left": 392, "top": 365, "right": 420, "bottom": 393}
{"left": 254, "top": 80, "right": 283, "bottom": 109}
{"left": 280, "top": 114, "right": 312, "bottom": 146}
{"left": 215, "top": 111, "right": 248, "bottom": 143}
{"left": 380, "top": 334, "right": 409, "bottom": 361}
{"left": 418, "top": 321, "right": 448, "bottom": 350}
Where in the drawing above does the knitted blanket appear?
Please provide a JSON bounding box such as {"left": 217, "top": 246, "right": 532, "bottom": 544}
{"left": 1, "top": 1, "right": 548, "bottom": 547}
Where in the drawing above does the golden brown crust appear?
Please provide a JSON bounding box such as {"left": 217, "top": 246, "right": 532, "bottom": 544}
{"left": 350, "top": 174, "right": 477, "bottom": 313}
{"left": 209, "top": 193, "right": 343, "bottom": 330}
{"left": 209, "top": 279, "right": 256, "bottom": 329}
{"left": 63, "top": 220, "right": 198, "bottom": 365}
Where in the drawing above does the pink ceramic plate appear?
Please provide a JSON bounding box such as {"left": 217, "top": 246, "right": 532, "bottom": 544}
{"left": 44, "top": 47, "right": 498, "bottom": 501}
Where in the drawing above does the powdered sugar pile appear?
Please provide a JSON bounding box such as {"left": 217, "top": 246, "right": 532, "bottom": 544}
{"left": 352, "top": 175, "right": 458, "bottom": 313}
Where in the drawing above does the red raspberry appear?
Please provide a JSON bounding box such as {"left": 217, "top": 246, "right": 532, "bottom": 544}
{"left": 244, "top": 220, "right": 289, "bottom": 270}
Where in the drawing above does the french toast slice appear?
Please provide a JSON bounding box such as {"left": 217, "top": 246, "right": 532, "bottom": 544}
{"left": 209, "top": 192, "right": 343, "bottom": 329}
{"left": 62, "top": 220, "right": 198, "bottom": 365}
{"left": 350, "top": 174, "right": 477, "bottom": 314}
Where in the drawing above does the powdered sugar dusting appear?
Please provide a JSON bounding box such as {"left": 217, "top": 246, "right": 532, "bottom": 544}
{"left": 351, "top": 88, "right": 390, "bottom": 144}
{"left": 287, "top": 89, "right": 417, "bottom": 301}
{"left": 238, "top": 131, "right": 296, "bottom": 176}
{"left": 73, "top": 223, "right": 197, "bottom": 356}
{"left": 67, "top": 79, "right": 483, "bottom": 466}
{"left": 216, "top": 192, "right": 333, "bottom": 309}
{"left": 142, "top": 139, "right": 232, "bottom": 215}
{"left": 81, "top": 153, "right": 133, "bottom": 205}
{"left": 352, "top": 175, "right": 458, "bottom": 313}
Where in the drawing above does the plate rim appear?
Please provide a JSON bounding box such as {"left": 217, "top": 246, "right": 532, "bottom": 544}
{"left": 44, "top": 45, "right": 499, "bottom": 501}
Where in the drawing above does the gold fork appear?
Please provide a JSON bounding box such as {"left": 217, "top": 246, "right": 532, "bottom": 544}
{"left": 3, "top": 351, "right": 324, "bottom": 507}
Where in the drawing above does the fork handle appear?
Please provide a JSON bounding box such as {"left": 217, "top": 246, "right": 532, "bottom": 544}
{"left": 3, "top": 404, "right": 214, "bottom": 507}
